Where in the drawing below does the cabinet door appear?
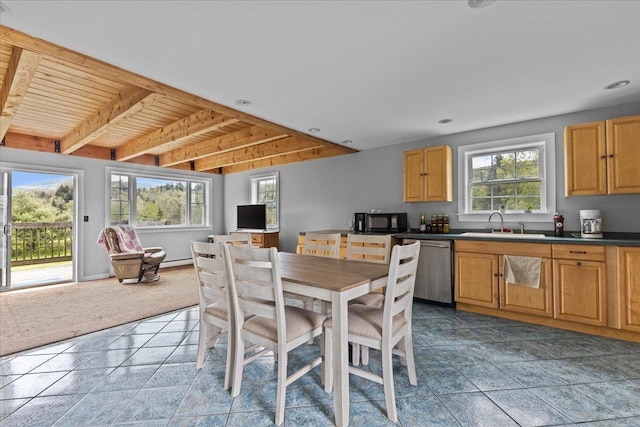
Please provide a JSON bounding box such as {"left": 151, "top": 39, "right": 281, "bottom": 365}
{"left": 553, "top": 259, "right": 606, "bottom": 326}
{"left": 424, "top": 146, "right": 453, "bottom": 202}
{"left": 606, "top": 115, "right": 640, "bottom": 194}
{"left": 619, "top": 247, "right": 640, "bottom": 332}
{"left": 455, "top": 252, "right": 498, "bottom": 308}
{"left": 403, "top": 149, "right": 424, "bottom": 202}
{"left": 500, "top": 257, "right": 553, "bottom": 317}
{"left": 564, "top": 121, "right": 606, "bottom": 196}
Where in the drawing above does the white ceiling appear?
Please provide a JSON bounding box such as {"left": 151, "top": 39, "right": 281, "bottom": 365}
{"left": 1, "top": 0, "right": 639, "bottom": 151}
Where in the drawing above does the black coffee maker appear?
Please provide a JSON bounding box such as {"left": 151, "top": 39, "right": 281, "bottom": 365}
{"left": 353, "top": 213, "right": 367, "bottom": 232}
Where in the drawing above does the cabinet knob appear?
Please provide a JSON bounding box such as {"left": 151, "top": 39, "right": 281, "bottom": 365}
{"left": 576, "top": 261, "right": 582, "bottom": 266}
{"left": 608, "top": 154, "right": 614, "bottom": 158}
{"left": 600, "top": 155, "right": 606, "bottom": 159}
{"left": 494, "top": 273, "right": 499, "bottom": 277}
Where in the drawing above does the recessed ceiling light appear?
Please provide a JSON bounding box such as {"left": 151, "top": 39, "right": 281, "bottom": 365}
{"left": 308, "top": 128, "right": 320, "bottom": 133}
{"left": 235, "top": 99, "right": 252, "bottom": 107}
{"left": 438, "top": 118, "right": 453, "bottom": 124}
{"left": 468, "top": 0, "right": 496, "bottom": 8}
{"left": 341, "top": 140, "right": 353, "bottom": 144}
{"left": 604, "top": 80, "right": 630, "bottom": 90}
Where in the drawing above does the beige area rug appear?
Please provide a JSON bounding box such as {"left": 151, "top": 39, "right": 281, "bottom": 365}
{"left": 0, "top": 266, "right": 198, "bottom": 356}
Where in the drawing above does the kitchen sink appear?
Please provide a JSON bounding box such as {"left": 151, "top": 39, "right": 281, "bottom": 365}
{"left": 459, "top": 232, "right": 547, "bottom": 239}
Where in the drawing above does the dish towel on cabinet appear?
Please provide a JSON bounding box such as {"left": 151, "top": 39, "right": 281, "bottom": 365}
{"left": 502, "top": 255, "right": 542, "bottom": 288}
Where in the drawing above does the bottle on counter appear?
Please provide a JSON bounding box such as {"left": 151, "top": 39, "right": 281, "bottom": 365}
{"left": 443, "top": 215, "right": 450, "bottom": 234}
{"left": 419, "top": 213, "right": 427, "bottom": 232}
{"left": 554, "top": 213, "right": 564, "bottom": 237}
{"left": 431, "top": 215, "right": 438, "bottom": 233}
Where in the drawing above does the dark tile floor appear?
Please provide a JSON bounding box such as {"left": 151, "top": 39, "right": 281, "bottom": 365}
{"left": 1, "top": 302, "right": 640, "bottom": 426}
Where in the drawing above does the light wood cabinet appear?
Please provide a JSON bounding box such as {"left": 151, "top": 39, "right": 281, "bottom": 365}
{"left": 403, "top": 145, "right": 453, "bottom": 202}
{"left": 618, "top": 246, "right": 640, "bottom": 332}
{"left": 552, "top": 244, "right": 606, "bottom": 326}
{"left": 455, "top": 241, "right": 553, "bottom": 316}
{"left": 564, "top": 114, "right": 640, "bottom": 196}
{"left": 231, "top": 231, "right": 279, "bottom": 250}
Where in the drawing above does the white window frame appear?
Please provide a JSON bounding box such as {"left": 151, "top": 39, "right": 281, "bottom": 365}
{"left": 106, "top": 167, "right": 211, "bottom": 229}
{"left": 250, "top": 171, "right": 279, "bottom": 230}
{"left": 457, "top": 132, "right": 556, "bottom": 223}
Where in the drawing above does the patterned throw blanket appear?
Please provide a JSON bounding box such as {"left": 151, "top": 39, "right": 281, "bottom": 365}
{"left": 97, "top": 225, "right": 145, "bottom": 253}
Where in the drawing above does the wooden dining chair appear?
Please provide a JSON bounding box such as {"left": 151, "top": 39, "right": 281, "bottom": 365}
{"left": 346, "top": 233, "right": 393, "bottom": 364}
{"left": 324, "top": 241, "right": 420, "bottom": 423}
{"left": 303, "top": 232, "right": 341, "bottom": 258}
{"left": 190, "top": 241, "right": 235, "bottom": 390}
{"left": 224, "top": 244, "right": 328, "bottom": 426}
{"left": 210, "top": 233, "right": 253, "bottom": 246}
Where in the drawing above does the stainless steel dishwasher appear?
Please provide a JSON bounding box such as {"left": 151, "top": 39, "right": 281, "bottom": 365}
{"left": 403, "top": 239, "right": 454, "bottom": 306}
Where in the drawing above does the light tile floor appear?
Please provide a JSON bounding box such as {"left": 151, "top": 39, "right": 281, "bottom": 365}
{"left": 1, "top": 302, "right": 640, "bottom": 426}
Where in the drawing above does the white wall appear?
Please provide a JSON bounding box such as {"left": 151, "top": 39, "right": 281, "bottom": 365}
{"left": 225, "top": 101, "right": 640, "bottom": 253}
{"left": 0, "top": 147, "right": 223, "bottom": 280}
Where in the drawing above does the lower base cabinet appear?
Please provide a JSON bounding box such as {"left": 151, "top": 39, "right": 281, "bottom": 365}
{"left": 455, "top": 241, "right": 553, "bottom": 316}
{"left": 553, "top": 259, "right": 606, "bottom": 326}
{"left": 619, "top": 246, "right": 640, "bottom": 332}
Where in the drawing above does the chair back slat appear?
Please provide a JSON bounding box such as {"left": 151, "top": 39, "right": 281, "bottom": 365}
{"left": 191, "top": 240, "right": 231, "bottom": 311}
{"left": 304, "top": 232, "right": 341, "bottom": 258}
{"left": 346, "top": 234, "right": 391, "bottom": 264}
{"left": 211, "top": 233, "right": 253, "bottom": 246}
{"left": 383, "top": 241, "right": 420, "bottom": 329}
{"left": 225, "top": 245, "right": 286, "bottom": 338}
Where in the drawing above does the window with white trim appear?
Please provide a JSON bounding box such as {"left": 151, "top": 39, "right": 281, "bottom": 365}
{"left": 109, "top": 171, "right": 209, "bottom": 227}
{"left": 250, "top": 171, "right": 279, "bottom": 230}
{"left": 458, "top": 133, "right": 556, "bottom": 222}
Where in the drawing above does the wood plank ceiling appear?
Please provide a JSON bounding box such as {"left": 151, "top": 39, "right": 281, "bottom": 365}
{"left": 0, "top": 25, "right": 356, "bottom": 174}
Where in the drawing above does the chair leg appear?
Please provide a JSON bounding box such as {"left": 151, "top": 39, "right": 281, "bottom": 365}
{"left": 196, "top": 320, "right": 208, "bottom": 369}
{"left": 223, "top": 329, "right": 234, "bottom": 390}
{"left": 361, "top": 346, "right": 370, "bottom": 366}
{"left": 231, "top": 334, "right": 245, "bottom": 398}
{"left": 275, "top": 351, "right": 287, "bottom": 426}
{"left": 403, "top": 334, "right": 417, "bottom": 386}
{"left": 351, "top": 343, "right": 360, "bottom": 366}
{"left": 381, "top": 342, "right": 398, "bottom": 423}
{"left": 323, "top": 326, "right": 332, "bottom": 393}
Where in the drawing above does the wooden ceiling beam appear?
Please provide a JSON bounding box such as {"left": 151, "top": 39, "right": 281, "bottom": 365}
{"left": 158, "top": 125, "right": 286, "bottom": 167}
{"left": 1, "top": 25, "right": 356, "bottom": 157}
{"left": 0, "top": 46, "right": 41, "bottom": 140}
{"left": 60, "top": 86, "right": 164, "bottom": 154}
{"left": 116, "top": 110, "right": 239, "bottom": 161}
{"left": 221, "top": 145, "right": 348, "bottom": 174}
{"left": 194, "top": 137, "right": 318, "bottom": 171}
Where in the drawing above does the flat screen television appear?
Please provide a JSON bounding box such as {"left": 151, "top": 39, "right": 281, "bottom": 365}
{"left": 237, "top": 204, "right": 267, "bottom": 230}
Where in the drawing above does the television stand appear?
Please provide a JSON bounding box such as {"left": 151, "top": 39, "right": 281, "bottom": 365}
{"left": 231, "top": 230, "right": 279, "bottom": 250}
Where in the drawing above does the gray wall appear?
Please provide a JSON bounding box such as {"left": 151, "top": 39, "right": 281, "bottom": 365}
{"left": 0, "top": 147, "right": 222, "bottom": 280}
{"left": 224, "top": 101, "right": 640, "bottom": 253}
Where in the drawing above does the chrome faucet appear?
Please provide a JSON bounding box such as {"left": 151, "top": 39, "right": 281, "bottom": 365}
{"left": 488, "top": 211, "right": 504, "bottom": 232}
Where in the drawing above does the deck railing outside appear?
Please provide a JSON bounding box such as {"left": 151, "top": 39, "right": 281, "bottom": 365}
{"left": 10, "top": 222, "right": 73, "bottom": 266}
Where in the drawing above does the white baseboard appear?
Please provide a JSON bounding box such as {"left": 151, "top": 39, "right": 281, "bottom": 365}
{"left": 162, "top": 259, "right": 192, "bottom": 268}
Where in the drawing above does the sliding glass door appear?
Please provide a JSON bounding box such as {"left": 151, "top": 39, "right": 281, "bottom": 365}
{"left": 0, "top": 167, "right": 76, "bottom": 290}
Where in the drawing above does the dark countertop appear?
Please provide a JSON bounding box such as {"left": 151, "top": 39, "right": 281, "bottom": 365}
{"left": 299, "top": 229, "right": 640, "bottom": 247}
{"left": 395, "top": 230, "right": 640, "bottom": 247}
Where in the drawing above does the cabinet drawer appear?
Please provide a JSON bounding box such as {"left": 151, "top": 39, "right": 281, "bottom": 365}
{"left": 552, "top": 244, "right": 605, "bottom": 261}
{"left": 251, "top": 234, "right": 264, "bottom": 245}
{"left": 455, "top": 240, "right": 551, "bottom": 257}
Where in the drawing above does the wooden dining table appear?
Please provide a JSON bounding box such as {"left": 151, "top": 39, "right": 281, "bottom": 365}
{"left": 278, "top": 252, "right": 391, "bottom": 427}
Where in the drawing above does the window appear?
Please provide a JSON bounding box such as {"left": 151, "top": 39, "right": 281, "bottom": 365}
{"left": 458, "top": 133, "right": 556, "bottom": 222}
{"left": 109, "top": 170, "right": 209, "bottom": 228}
{"left": 250, "top": 172, "right": 279, "bottom": 230}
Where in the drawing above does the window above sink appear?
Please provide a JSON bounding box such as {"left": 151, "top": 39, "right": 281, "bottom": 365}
{"left": 457, "top": 132, "right": 557, "bottom": 223}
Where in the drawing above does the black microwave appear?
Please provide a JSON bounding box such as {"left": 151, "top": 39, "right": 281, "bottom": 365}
{"left": 354, "top": 212, "right": 408, "bottom": 233}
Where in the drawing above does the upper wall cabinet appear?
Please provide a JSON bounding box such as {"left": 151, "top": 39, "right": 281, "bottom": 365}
{"left": 403, "top": 145, "right": 453, "bottom": 202}
{"left": 564, "top": 114, "right": 640, "bottom": 196}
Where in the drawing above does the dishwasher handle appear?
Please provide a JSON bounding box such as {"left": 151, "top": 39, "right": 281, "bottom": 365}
{"left": 403, "top": 239, "right": 451, "bottom": 249}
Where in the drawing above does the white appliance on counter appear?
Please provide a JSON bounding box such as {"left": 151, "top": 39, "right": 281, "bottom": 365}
{"left": 580, "top": 209, "right": 603, "bottom": 239}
